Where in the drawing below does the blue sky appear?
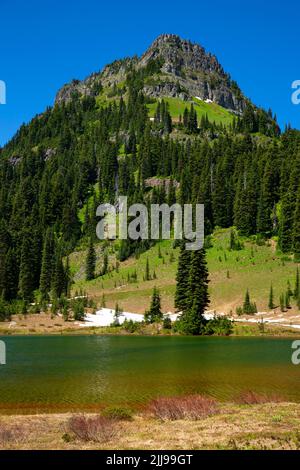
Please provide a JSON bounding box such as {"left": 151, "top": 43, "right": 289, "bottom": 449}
{"left": 0, "top": 0, "right": 299, "bottom": 146}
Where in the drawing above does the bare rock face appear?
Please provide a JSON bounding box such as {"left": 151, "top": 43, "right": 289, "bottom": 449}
{"left": 54, "top": 34, "right": 246, "bottom": 113}
{"left": 144, "top": 177, "right": 180, "bottom": 190}
{"left": 139, "top": 34, "right": 245, "bottom": 112}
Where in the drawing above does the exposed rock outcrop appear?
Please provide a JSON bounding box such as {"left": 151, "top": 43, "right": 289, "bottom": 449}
{"left": 54, "top": 34, "right": 246, "bottom": 113}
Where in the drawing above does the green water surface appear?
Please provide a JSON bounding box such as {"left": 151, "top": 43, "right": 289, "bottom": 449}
{"left": 0, "top": 335, "right": 299, "bottom": 412}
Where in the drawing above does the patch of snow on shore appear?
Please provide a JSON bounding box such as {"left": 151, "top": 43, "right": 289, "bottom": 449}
{"left": 79, "top": 308, "right": 144, "bottom": 327}
{"left": 78, "top": 309, "right": 222, "bottom": 328}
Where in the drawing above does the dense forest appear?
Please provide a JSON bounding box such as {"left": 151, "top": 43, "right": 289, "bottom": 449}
{"left": 0, "top": 61, "right": 299, "bottom": 315}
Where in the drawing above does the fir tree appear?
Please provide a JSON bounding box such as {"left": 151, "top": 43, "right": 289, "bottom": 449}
{"left": 145, "top": 257, "right": 151, "bottom": 281}
{"left": 295, "top": 267, "right": 300, "bottom": 299}
{"left": 102, "top": 250, "right": 108, "bottom": 276}
{"left": 51, "top": 249, "right": 65, "bottom": 299}
{"left": 18, "top": 232, "right": 35, "bottom": 301}
{"left": 279, "top": 294, "right": 285, "bottom": 313}
{"left": 268, "top": 284, "right": 275, "bottom": 310}
{"left": 180, "top": 248, "right": 210, "bottom": 335}
{"left": 175, "top": 243, "right": 192, "bottom": 312}
{"left": 39, "top": 228, "right": 54, "bottom": 299}
{"left": 145, "top": 286, "right": 163, "bottom": 323}
{"left": 86, "top": 238, "right": 96, "bottom": 281}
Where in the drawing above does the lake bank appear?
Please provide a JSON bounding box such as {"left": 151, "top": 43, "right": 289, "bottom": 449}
{"left": 1, "top": 310, "right": 300, "bottom": 337}
{"left": 0, "top": 402, "right": 300, "bottom": 450}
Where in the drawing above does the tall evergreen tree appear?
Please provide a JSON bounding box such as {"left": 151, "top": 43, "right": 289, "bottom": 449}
{"left": 86, "top": 238, "right": 96, "bottom": 281}
{"left": 179, "top": 248, "right": 210, "bottom": 335}
{"left": 145, "top": 286, "right": 163, "bottom": 323}
{"left": 175, "top": 243, "right": 192, "bottom": 312}
{"left": 39, "top": 228, "right": 54, "bottom": 299}
{"left": 18, "top": 231, "right": 36, "bottom": 301}
{"left": 51, "top": 248, "right": 65, "bottom": 298}
{"left": 268, "top": 283, "right": 275, "bottom": 310}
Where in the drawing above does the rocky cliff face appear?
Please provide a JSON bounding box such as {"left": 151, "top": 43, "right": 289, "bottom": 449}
{"left": 55, "top": 34, "right": 246, "bottom": 113}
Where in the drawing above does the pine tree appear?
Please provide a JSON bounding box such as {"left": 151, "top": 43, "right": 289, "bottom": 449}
{"left": 175, "top": 243, "right": 192, "bottom": 312}
{"left": 102, "top": 250, "right": 108, "bottom": 276}
{"left": 39, "top": 228, "right": 54, "bottom": 299}
{"left": 285, "top": 290, "right": 291, "bottom": 309}
{"left": 243, "top": 289, "right": 257, "bottom": 314}
{"left": 180, "top": 248, "right": 210, "bottom": 335}
{"left": 18, "top": 232, "right": 35, "bottom": 301}
{"left": 268, "top": 284, "right": 275, "bottom": 310}
{"left": 280, "top": 294, "right": 285, "bottom": 313}
{"left": 86, "top": 238, "right": 96, "bottom": 281}
{"left": 4, "top": 248, "right": 18, "bottom": 301}
{"left": 145, "top": 257, "right": 151, "bottom": 281}
{"left": 292, "top": 187, "right": 300, "bottom": 260}
{"left": 295, "top": 267, "right": 300, "bottom": 299}
{"left": 256, "top": 161, "right": 276, "bottom": 235}
{"left": 188, "top": 248, "right": 210, "bottom": 311}
{"left": 145, "top": 286, "right": 163, "bottom": 323}
{"left": 51, "top": 247, "right": 66, "bottom": 299}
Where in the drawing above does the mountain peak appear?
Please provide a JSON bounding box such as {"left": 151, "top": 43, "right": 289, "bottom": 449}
{"left": 140, "top": 33, "right": 225, "bottom": 77}
{"left": 55, "top": 34, "right": 246, "bottom": 113}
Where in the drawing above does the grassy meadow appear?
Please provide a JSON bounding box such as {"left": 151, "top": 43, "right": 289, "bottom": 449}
{"left": 70, "top": 228, "right": 300, "bottom": 317}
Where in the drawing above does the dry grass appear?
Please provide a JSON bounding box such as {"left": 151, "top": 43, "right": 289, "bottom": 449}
{"left": 147, "top": 395, "right": 218, "bottom": 421}
{"left": 0, "top": 423, "right": 26, "bottom": 445}
{"left": 0, "top": 402, "right": 300, "bottom": 449}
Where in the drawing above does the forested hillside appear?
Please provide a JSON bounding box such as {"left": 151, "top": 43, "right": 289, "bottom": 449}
{"left": 0, "top": 34, "right": 299, "bottom": 313}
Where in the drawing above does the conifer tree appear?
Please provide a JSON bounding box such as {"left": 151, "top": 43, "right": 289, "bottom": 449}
{"left": 187, "top": 248, "right": 210, "bottom": 312}
{"left": 145, "top": 257, "right": 151, "bottom": 281}
{"left": 292, "top": 187, "right": 300, "bottom": 260}
{"left": 39, "top": 228, "right": 54, "bottom": 299}
{"left": 102, "top": 250, "right": 108, "bottom": 276}
{"left": 295, "top": 267, "right": 300, "bottom": 299}
{"left": 243, "top": 289, "right": 257, "bottom": 314}
{"left": 4, "top": 248, "right": 18, "bottom": 301}
{"left": 279, "top": 294, "right": 285, "bottom": 313}
{"left": 145, "top": 286, "right": 163, "bottom": 323}
{"left": 18, "top": 232, "right": 35, "bottom": 301}
{"left": 175, "top": 243, "right": 192, "bottom": 312}
{"left": 86, "top": 238, "right": 96, "bottom": 281}
{"left": 268, "top": 284, "right": 275, "bottom": 310}
{"left": 179, "top": 248, "right": 210, "bottom": 335}
{"left": 51, "top": 249, "right": 65, "bottom": 299}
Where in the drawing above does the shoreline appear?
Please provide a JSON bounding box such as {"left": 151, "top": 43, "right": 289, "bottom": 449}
{"left": 1, "top": 308, "right": 300, "bottom": 337}
{"left": 0, "top": 402, "right": 300, "bottom": 450}
{"left": 0, "top": 322, "right": 300, "bottom": 338}
{"left": 1, "top": 325, "right": 300, "bottom": 338}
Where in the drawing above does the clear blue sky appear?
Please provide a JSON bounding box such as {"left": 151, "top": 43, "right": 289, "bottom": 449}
{"left": 0, "top": 0, "right": 299, "bottom": 146}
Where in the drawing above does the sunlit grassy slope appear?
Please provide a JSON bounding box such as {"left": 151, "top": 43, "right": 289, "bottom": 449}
{"left": 70, "top": 229, "right": 299, "bottom": 315}
{"left": 147, "top": 97, "right": 234, "bottom": 126}
{"left": 95, "top": 87, "right": 234, "bottom": 127}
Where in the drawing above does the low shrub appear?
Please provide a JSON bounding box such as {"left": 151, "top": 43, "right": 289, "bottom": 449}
{"left": 102, "top": 406, "right": 133, "bottom": 421}
{"left": 0, "top": 423, "right": 26, "bottom": 445}
{"left": 148, "top": 395, "right": 218, "bottom": 421}
{"left": 204, "top": 315, "right": 233, "bottom": 336}
{"left": 122, "top": 319, "right": 141, "bottom": 333}
{"left": 67, "top": 414, "right": 117, "bottom": 443}
{"left": 235, "top": 391, "right": 282, "bottom": 405}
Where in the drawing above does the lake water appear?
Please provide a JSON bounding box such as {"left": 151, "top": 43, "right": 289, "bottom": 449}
{"left": 0, "top": 335, "right": 299, "bottom": 413}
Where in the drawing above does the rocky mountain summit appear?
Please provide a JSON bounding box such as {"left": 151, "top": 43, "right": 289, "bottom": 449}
{"left": 55, "top": 34, "right": 247, "bottom": 113}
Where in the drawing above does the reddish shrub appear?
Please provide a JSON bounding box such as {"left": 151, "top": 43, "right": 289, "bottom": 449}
{"left": 148, "top": 395, "right": 218, "bottom": 421}
{"left": 67, "top": 414, "right": 117, "bottom": 442}
{"left": 0, "top": 424, "right": 26, "bottom": 444}
{"left": 236, "top": 391, "right": 283, "bottom": 405}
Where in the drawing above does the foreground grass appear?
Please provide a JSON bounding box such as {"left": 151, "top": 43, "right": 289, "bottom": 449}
{"left": 1, "top": 402, "right": 300, "bottom": 450}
